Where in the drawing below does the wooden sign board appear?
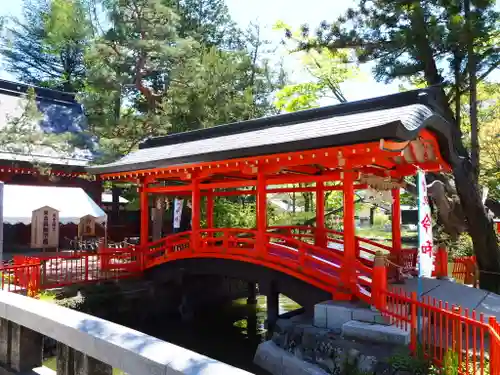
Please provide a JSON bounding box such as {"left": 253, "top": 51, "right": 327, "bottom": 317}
{"left": 31, "top": 206, "right": 59, "bottom": 249}
{"left": 78, "top": 215, "right": 96, "bottom": 237}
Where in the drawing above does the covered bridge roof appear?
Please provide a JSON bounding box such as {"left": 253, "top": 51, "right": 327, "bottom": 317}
{"left": 87, "top": 88, "right": 455, "bottom": 179}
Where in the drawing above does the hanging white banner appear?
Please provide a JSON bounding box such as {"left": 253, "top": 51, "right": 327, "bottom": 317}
{"left": 173, "top": 198, "right": 184, "bottom": 229}
{"left": 417, "top": 170, "right": 434, "bottom": 277}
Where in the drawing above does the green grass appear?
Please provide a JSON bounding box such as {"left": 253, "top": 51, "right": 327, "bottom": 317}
{"left": 356, "top": 227, "right": 417, "bottom": 240}
{"left": 43, "top": 357, "right": 126, "bottom": 375}
{"left": 38, "top": 290, "right": 57, "bottom": 302}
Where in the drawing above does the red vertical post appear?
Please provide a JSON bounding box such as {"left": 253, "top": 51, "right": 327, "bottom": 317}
{"left": 410, "top": 292, "right": 418, "bottom": 353}
{"left": 191, "top": 178, "right": 201, "bottom": 251}
{"left": 206, "top": 189, "right": 214, "bottom": 232}
{"left": 257, "top": 171, "right": 267, "bottom": 256}
{"left": 392, "top": 188, "right": 402, "bottom": 263}
{"left": 372, "top": 252, "right": 388, "bottom": 310}
{"left": 84, "top": 255, "right": 89, "bottom": 282}
{"left": 139, "top": 182, "right": 149, "bottom": 247}
{"left": 342, "top": 171, "right": 356, "bottom": 297}
{"left": 315, "top": 181, "right": 326, "bottom": 247}
{"left": 436, "top": 247, "right": 449, "bottom": 278}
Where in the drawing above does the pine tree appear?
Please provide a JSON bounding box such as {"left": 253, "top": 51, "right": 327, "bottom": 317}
{"left": 0, "top": 0, "right": 92, "bottom": 91}
{"left": 163, "top": 0, "right": 243, "bottom": 49}
{"left": 82, "top": 0, "right": 197, "bottom": 159}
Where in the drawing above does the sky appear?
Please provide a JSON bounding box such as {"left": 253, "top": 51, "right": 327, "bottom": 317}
{"left": 0, "top": 0, "right": 498, "bottom": 103}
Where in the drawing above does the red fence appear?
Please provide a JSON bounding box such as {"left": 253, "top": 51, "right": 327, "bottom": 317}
{"left": 377, "top": 287, "right": 497, "bottom": 374}
{"left": 1, "top": 249, "right": 141, "bottom": 295}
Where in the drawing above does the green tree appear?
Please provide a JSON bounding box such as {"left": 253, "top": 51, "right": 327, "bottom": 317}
{"left": 477, "top": 83, "right": 500, "bottom": 202}
{"left": 300, "top": 0, "right": 500, "bottom": 290}
{"left": 82, "top": 0, "right": 197, "bottom": 159}
{"left": 273, "top": 22, "right": 360, "bottom": 112}
{"left": 163, "top": 0, "right": 242, "bottom": 49}
{"left": 165, "top": 47, "right": 264, "bottom": 133}
{"left": 0, "top": 0, "right": 92, "bottom": 91}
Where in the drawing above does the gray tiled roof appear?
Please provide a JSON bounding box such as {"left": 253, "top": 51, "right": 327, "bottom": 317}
{"left": 0, "top": 80, "right": 96, "bottom": 168}
{"left": 88, "top": 103, "right": 443, "bottom": 175}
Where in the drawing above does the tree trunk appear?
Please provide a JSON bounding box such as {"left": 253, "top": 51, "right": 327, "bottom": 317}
{"left": 450, "top": 156, "right": 500, "bottom": 291}
{"left": 432, "top": 85, "right": 500, "bottom": 291}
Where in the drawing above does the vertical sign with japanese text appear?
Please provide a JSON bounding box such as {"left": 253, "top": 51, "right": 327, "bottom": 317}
{"left": 417, "top": 170, "right": 434, "bottom": 277}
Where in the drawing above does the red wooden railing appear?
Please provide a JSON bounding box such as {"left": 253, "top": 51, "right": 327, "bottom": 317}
{"left": 378, "top": 287, "right": 497, "bottom": 375}
{"left": 140, "top": 228, "right": 373, "bottom": 301}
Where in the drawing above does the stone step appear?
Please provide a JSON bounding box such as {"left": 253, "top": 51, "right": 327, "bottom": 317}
{"left": 341, "top": 320, "right": 411, "bottom": 346}
{"left": 314, "top": 301, "right": 391, "bottom": 332}
{"left": 254, "top": 340, "right": 329, "bottom": 375}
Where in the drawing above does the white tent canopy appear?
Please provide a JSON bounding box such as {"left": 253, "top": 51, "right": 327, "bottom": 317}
{"left": 3, "top": 185, "right": 107, "bottom": 225}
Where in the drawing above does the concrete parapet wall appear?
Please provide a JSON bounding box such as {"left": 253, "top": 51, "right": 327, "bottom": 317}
{"left": 0, "top": 291, "right": 253, "bottom": 375}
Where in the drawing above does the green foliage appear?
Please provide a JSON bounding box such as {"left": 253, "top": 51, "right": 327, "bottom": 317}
{"left": 305, "top": 0, "right": 499, "bottom": 90}
{"left": 0, "top": 0, "right": 91, "bottom": 91}
{"left": 275, "top": 82, "right": 324, "bottom": 112}
{"left": 42, "top": 0, "right": 93, "bottom": 56}
{"left": 81, "top": 0, "right": 195, "bottom": 159}
{"left": 475, "top": 82, "right": 500, "bottom": 200}
{"left": 164, "top": 0, "right": 242, "bottom": 49}
{"left": 165, "top": 47, "right": 268, "bottom": 133}
{"left": 373, "top": 212, "right": 390, "bottom": 228}
{"left": 387, "top": 347, "right": 432, "bottom": 375}
{"left": 213, "top": 199, "right": 256, "bottom": 229}
{"left": 449, "top": 233, "right": 474, "bottom": 258}
{"left": 273, "top": 22, "right": 360, "bottom": 111}
{"left": 80, "top": 1, "right": 285, "bottom": 161}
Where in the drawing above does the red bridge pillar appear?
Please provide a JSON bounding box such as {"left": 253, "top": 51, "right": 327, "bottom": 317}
{"left": 191, "top": 178, "right": 201, "bottom": 251}
{"left": 338, "top": 170, "right": 356, "bottom": 299}
{"left": 139, "top": 180, "right": 149, "bottom": 247}
{"left": 257, "top": 171, "right": 267, "bottom": 255}
{"left": 206, "top": 189, "right": 214, "bottom": 231}
{"left": 392, "top": 188, "right": 402, "bottom": 264}
{"left": 315, "top": 181, "right": 326, "bottom": 247}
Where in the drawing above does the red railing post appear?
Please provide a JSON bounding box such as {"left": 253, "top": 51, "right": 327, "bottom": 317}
{"left": 436, "top": 247, "right": 449, "bottom": 279}
{"left": 489, "top": 317, "right": 497, "bottom": 374}
{"left": 84, "top": 255, "right": 89, "bottom": 281}
{"left": 191, "top": 178, "right": 201, "bottom": 252}
{"left": 340, "top": 170, "right": 356, "bottom": 298}
{"left": 139, "top": 181, "right": 149, "bottom": 247}
{"left": 206, "top": 190, "right": 214, "bottom": 235}
{"left": 256, "top": 171, "right": 267, "bottom": 257}
{"left": 372, "top": 252, "right": 388, "bottom": 311}
{"left": 410, "top": 292, "right": 418, "bottom": 353}
{"left": 138, "top": 245, "right": 145, "bottom": 271}
{"left": 315, "top": 181, "right": 326, "bottom": 247}
{"left": 391, "top": 188, "right": 402, "bottom": 264}
{"left": 298, "top": 243, "right": 305, "bottom": 266}
{"left": 98, "top": 239, "right": 105, "bottom": 271}
{"left": 355, "top": 237, "right": 361, "bottom": 259}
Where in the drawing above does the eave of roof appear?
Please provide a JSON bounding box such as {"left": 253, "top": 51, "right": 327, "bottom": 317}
{"left": 0, "top": 151, "right": 90, "bottom": 169}
{"left": 87, "top": 88, "right": 455, "bottom": 176}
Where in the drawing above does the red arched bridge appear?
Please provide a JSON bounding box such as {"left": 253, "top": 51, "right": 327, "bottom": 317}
{"left": 1, "top": 88, "right": 469, "bottom": 307}
{"left": 2, "top": 226, "right": 451, "bottom": 306}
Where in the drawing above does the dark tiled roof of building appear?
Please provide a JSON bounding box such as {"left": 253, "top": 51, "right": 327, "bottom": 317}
{"left": 0, "top": 79, "right": 96, "bottom": 169}
{"left": 88, "top": 88, "right": 455, "bottom": 175}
